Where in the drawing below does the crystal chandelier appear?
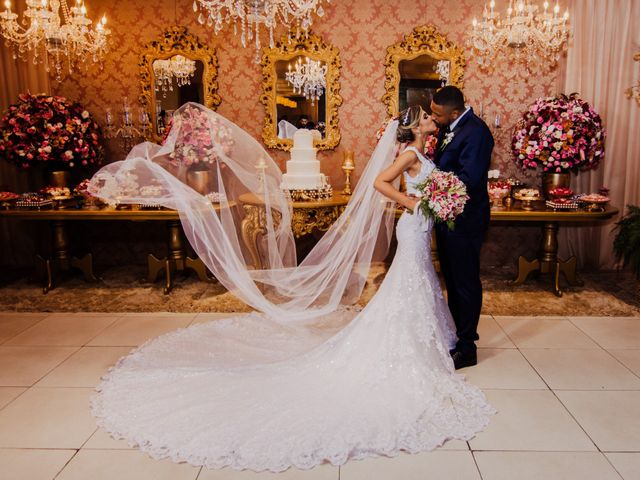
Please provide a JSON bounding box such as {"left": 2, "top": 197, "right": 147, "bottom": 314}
{"left": 627, "top": 52, "right": 640, "bottom": 107}
{"left": 0, "top": 0, "right": 109, "bottom": 80}
{"left": 285, "top": 56, "right": 326, "bottom": 104}
{"left": 192, "top": 0, "right": 329, "bottom": 63}
{"left": 468, "top": 0, "right": 570, "bottom": 71}
{"left": 153, "top": 55, "right": 197, "bottom": 98}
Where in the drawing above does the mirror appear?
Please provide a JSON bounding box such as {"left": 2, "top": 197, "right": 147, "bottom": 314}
{"left": 261, "top": 32, "right": 342, "bottom": 151}
{"left": 382, "top": 25, "right": 465, "bottom": 116}
{"left": 139, "top": 26, "right": 221, "bottom": 142}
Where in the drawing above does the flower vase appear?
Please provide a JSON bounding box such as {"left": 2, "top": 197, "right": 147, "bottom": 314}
{"left": 542, "top": 172, "right": 570, "bottom": 199}
{"left": 48, "top": 170, "right": 71, "bottom": 188}
{"left": 186, "top": 166, "right": 212, "bottom": 196}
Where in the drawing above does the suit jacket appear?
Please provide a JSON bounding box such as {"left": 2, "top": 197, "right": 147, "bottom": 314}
{"left": 435, "top": 108, "right": 494, "bottom": 234}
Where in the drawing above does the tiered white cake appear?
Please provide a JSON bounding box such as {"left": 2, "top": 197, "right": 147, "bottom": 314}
{"left": 281, "top": 129, "right": 328, "bottom": 190}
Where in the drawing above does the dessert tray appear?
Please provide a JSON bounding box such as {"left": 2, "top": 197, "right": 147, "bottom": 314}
{"left": 284, "top": 185, "right": 333, "bottom": 202}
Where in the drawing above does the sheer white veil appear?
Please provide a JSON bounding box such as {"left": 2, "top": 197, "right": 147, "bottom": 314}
{"left": 89, "top": 103, "right": 400, "bottom": 324}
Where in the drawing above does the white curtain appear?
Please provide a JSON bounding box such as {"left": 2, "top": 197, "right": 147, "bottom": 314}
{"left": 557, "top": 0, "right": 640, "bottom": 269}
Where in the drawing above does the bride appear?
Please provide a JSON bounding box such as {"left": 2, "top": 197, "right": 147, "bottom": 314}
{"left": 89, "top": 103, "right": 494, "bottom": 472}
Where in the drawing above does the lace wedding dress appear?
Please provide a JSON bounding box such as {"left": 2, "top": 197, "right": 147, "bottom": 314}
{"left": 91, "top": 145, "right": 494, "bottom": 472}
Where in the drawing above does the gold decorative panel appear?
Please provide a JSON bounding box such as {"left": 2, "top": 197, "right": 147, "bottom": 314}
{"left": 139, "top": 26, "right": 221, "bottom": 142}
{"left": 260, "top": 32, "right": 342, "bottom": 151}
{"left": 382, "top": 24, "right": 465, "bottom": 116}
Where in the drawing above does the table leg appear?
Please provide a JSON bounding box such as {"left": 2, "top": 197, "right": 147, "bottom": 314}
{"left": 70, "top": 254, "right": 99, "bottom": 282}
{"left": 185, "top": 256, "right": 215, "bottom": 282}
{"left": 513, "top": 256, "right": 541, "bottom": 285}
{"left": 241, "top": 205, "right": 266, "bottom": 270}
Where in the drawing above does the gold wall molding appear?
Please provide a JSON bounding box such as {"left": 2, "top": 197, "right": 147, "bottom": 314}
{"left": 382, "top": 25, "right": 465, "bottom": 117}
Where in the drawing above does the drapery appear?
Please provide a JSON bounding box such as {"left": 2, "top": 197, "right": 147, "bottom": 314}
{"left": 557, "top": 0, "right": 640, "bottom": 269}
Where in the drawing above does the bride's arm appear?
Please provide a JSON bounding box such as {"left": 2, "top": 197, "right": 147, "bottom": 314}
{"left": 374, "top": 150, "right": 420, "bottom": 211}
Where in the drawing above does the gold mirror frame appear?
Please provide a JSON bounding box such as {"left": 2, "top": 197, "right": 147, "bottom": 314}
{"left": 382, "top": 25, "right": 465, "bottom": 117}
{"left": 139, "top": 26, "right": 221, "bottom": 142}
{"left": 260, "top": 32, "right": 342, "bottom": 151}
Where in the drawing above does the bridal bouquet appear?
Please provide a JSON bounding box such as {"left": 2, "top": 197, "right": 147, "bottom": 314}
{"left": 414, "top": 169, "right": 469, "bottom": 230}
{"left": 166, "top": 105, "right": 234, "bottom": 167}
{"left": 512, "top": 93, "right": 605, "bottom": 173}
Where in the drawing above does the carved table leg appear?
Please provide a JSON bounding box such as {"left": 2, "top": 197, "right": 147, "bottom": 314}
{"left": 241, "top": 205, "right": 266, "bottom": 270}
{"left": 185, "top": 256, "right": 215, "bottom": 282}
{"left": 147, "top": 220, "right": 186, "bottom": 293}
{"left": 513, "top": 256, "right": 541, "bottom": 285}
{"left": 70, "top": 253, "right": 99, "bottom": 282}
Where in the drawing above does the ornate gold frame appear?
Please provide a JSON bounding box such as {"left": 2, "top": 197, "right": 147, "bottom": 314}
{"left": 139, "top": 26, "right": 221, "bottom": 142}
{"left": 382, "top": 25, "right": 465, "bottom": 117}
{"left": 260, "top": 32, "right": 342, "bottom": 151}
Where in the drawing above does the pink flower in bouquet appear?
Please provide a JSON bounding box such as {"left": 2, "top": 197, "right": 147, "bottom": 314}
{"left": 164, "top": 105, "right": 235, "bottom": 167}
{"left": 415, "top": 169, "right": 469, "bottom": 230}
{"left": 511, "top": 93, "right": 605, "bottom": 173}
{"left": 0, "top": 93, "right": 104, "bottom": 170}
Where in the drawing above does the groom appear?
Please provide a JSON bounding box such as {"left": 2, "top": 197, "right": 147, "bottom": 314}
{"left": 430, "top": 86, "right": 494, "bottom": 370}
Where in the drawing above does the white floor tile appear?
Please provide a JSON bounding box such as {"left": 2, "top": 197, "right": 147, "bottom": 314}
{"left": 478, "top": 316, "right": 516, "bottom": 348}
{"left": 36, "top": 346, "right": 132, "bottom": 388}
{"left": 83, "top": 427, "right": 135, "bottom": 450}
{"left": 464, "top": 348, "right": 547, "bottom": 389}
{"left": 87, "top": 315, "right": 193, "bottom": 346}
{"left": 0, "top": 448, "right": 76, "bottom": 480}
{"left": 0, "top": 387, "right": 26, "bottom": 410}
{"left": 522, "top": 348, "right": 640, "bottom": 390}
{"left": 4, "top": 313, "right": 120, "bottom": 346}
{"left": 556, "top": 391, "right": 640, "bottom": 451}
{"left": 0, "top": 346, "right": 78, "bottom": 386}
{"left": 57, "top": 449, "right": 200, "bottom": 480}
{"left": 198, "top": 463, "right": 338, "bottom": 479}
{"left": 570, "top": 317, "right": 640, "bottom": 349}
{"left": 605, "top": 453, "right": 640, "bottom": 480}
{"left": 339, "top": 451, "right": 481, "bottom": 480}
{"left": 0, "top": 387, "right": 96, "bottom": 448}
{"left": 607, "top": 349, "right": 640, "bottom": 377}
{"left": 474, "top": 451, "right": 622, "bottom": 480}
{"left": 0, "top": 313, "right": 48, "bottom": 344}
{"left": 495, "top": 317, "right": 600, "bottom": 349}
{"left": 469, "top": 390, "right": 595, "bottom": 451}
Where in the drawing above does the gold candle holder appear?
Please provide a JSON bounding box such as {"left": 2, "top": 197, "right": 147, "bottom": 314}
{"left": 342, "top": 151, "right": 355, "bottom": 196}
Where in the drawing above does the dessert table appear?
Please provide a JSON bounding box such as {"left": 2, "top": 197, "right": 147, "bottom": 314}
{"left": 490, "top": 202, "right": 619, "bottom": 296}
{"left": 0, "top": 206, "right": 228, "bottom": 294}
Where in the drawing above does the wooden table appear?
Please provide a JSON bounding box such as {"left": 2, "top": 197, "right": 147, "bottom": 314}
{"left": 238, "top": 192, "right": 349, "bottom": 269}
{"left": 490, "top": 203, "right": 619, "bottom": 296}
{"left": 0, "top": 206, "right": 223, "bottom": 294}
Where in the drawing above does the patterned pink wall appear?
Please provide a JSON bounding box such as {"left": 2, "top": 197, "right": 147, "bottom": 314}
{"left": 53, "top": 0, "right": 558, "bottom": 189}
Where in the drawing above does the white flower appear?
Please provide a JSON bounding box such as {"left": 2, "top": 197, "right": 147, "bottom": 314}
{"left": 554, "top": 141, "right": 563, "bottom": 150}
{"left": 439, "top": 132, "right": 455, "bottom": 151}
{"left": 64, "top": 150, "right": 74, "bottom": 159}
{"left": 81, "top": 110, "right": 90, "bottom": 119}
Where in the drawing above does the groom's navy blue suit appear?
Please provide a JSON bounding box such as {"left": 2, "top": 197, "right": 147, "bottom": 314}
{"left": 434, "top": 108, "right": 493, "bottom": 355}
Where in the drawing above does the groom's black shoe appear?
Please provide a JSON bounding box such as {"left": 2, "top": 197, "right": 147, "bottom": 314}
{"left": 451, "top": 350, "right": 477, "bottom": 370}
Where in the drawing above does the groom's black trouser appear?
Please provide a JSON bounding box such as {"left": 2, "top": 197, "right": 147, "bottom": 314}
{"left": 435, "top": 227, "right": 484, "bottom": 354}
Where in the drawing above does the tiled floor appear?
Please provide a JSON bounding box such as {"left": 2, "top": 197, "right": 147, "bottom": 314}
{"left": 0, "top": 311, "right": 639, "bottom": 480}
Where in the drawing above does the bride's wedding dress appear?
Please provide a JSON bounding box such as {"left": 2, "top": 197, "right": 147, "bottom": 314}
{"left": 91, "top": 145, "right": 494, "bottom": 472}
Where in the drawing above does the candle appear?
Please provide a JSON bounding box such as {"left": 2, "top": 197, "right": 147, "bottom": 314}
{"left": 494, "top": 114, "right": 501, "bottom": 128}
{"left": 105, "top": 108, "right": 113, "bottom": 127}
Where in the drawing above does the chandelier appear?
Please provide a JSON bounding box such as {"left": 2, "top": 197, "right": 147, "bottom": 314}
{"left": 153, "top": 55, "right": 198, "bottom": 98}
{"left": 468, "top": 0, "right": 570, "bottom": 71}
{"left": 627, "top": 52, "right": 640, "bottom": 107}
{"left": 192, "top": 0, "right": 328, "bottom": 63}
{"left": 0, "top": 0, "right": 109, "bottom": 80}
{"left": 285, "top": 56, "right": 326, "bottom": 104}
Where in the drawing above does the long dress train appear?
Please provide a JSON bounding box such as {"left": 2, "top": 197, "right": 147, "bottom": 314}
{"left": 91, "top": 146, "right": 494, "bottom": 472}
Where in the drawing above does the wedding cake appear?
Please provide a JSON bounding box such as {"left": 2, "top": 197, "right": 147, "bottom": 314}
{"left": 281, "top": 129, "right": 329, "bottom": 191}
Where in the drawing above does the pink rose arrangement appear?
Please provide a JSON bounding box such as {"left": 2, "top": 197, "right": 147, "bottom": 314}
{"left": 0, "top": 93, "right": 104, "bottom": 170}
{"left": 164, "top": 105, "right": 234, "bottom": 167}
{"left": 512, "top": 93, "right": 605, "bottom": 173}
{"left": 415, "top": 169, "right": 469, "bottom": 230}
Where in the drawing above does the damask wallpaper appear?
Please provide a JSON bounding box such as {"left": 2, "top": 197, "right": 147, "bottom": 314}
{"left": 47, "top": 0, "right": 560, "bottom": 268}
{"left": 53, "top": 0, "right": 558, "bottom": 187}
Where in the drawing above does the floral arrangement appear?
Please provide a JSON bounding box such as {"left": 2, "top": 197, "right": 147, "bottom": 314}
{"left": 512, "top": 93, "right": 605, "bottom": 173}
{"left": 163, "top": 105, "right": 234, "bottom": 167}
{"left": 0, "top": 93, "right": 104, "bottom": 170}
{"left": 414, "top": 169, "right": 469, "bottom": 230}
{"left": 39, "top": 186, "right": 71, "bottom": 198}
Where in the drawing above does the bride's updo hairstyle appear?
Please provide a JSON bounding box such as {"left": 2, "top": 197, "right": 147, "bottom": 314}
{"left": 396, "top": 105, "right": 423, "bottom": 143}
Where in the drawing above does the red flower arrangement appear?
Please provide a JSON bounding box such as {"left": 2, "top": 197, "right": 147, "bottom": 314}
{"left": 512, "top": 93, "right": 605, "bottom": 173}
{"left": 0, "top": 93, "right": 104, "bottom": 170}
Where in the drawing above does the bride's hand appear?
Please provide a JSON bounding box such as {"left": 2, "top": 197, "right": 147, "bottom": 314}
{"left": 405, "top": 196, "right": 420, "bottom": 212}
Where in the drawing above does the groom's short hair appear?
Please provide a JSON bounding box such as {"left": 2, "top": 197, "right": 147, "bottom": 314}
{"left": 433, "top": 86, "right": 465, "bottom": 111}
